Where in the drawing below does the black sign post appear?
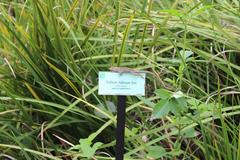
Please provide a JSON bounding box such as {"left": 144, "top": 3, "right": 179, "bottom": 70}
{"left": 98, "top": 70, "right": 146, "bottom": 160}
{"left": 116, "top": 95, "right": 127, "bottom": 160}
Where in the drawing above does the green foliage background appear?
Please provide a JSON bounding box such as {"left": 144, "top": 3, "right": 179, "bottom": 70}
{"left": 0, "top": 0, "right": 240, "bottom": 159}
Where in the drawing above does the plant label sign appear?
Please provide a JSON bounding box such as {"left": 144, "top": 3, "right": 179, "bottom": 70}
{"left": 98, "top": 71, "right": 145, "bottom": 96}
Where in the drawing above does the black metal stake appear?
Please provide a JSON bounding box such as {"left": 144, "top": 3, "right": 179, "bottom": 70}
{"left": 116, "top": 95, "right": 127, "bottom": 160}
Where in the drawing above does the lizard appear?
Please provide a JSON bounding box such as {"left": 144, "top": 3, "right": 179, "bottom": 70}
{"left": 109, "top": 66, "right": 158, "bottom": 79}
{"left": 109, "top": 67, "right": 167, "bottom": 92}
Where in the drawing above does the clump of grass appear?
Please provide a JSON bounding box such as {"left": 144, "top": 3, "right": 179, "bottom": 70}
{"left": 0, "top": 0, "right": 240, "bottom": 159}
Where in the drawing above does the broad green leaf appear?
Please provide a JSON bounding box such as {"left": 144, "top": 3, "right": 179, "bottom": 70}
{"left": 169, "top": 99, "right": 181, "bottom": 116}
{"left": 174, "top": 115, "right": 193, "bottom": 125}
{"left": 181, "top": 127, "right": 198, "bottom": 138}
{"left": 169, "top": 98, "right": 187, "bottom": 116}
{"left": 147, "top": 146, "right": 166, "bottom": 159}
{"left": 198, "top": 102, "right": 220, "bottom": 112}
{"left": 172, "top": 91, "right": 184, "bottom": 99}
{"left": 187, "top": 98, "right": 200, "bottom": 109}
{"left": 79, "top": 139, "right": 103, "bottom": 159}
{"left": 131, "top": 127, "right": 140, "bottom": 135}
{"left": 175, "top": 97, "right": 188, "bottom": 111}
{"left": 70, "top": 133, "right": 103, "bottom": 159}
{"left": 152, "top": 99, "right": 171, "bottom": 119}
{"left": 198, "top": 103, "right": 209, "bottom": 112}
{"left": 154, "top": 89, "right": 172, "bottom": 99}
